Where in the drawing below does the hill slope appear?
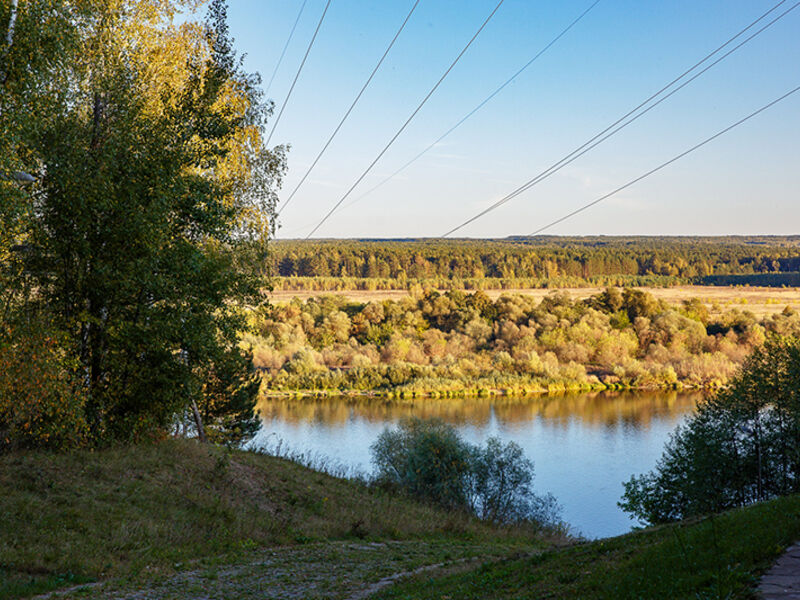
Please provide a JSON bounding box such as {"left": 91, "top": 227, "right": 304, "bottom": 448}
{"left": 374, "top": 493, "right": 800, "bottom": 599}
{"left": 0, "top": 440, "right": 547, "bottom": 599}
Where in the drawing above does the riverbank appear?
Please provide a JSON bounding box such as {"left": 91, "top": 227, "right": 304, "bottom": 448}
{"left": 260, "top": 377, "right": 717, "bottom": 400}
{"left": 0, "top": 440, "right": 554, "bottom": 599}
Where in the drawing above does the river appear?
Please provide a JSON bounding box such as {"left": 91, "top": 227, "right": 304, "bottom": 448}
{"left": 251, "top": 391, "right": 700, "bottom": 539}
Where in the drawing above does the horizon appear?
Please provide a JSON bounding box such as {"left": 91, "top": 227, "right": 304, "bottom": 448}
{"left": 272, "top": 233, "right": 800, "bottom": 241}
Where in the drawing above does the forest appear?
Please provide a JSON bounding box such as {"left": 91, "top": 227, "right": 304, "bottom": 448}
{"left": 270, "top": 236, "right": 800, "bottom": 290}
{"left": 246, "top": 287, "right": 800, "bottom": 397}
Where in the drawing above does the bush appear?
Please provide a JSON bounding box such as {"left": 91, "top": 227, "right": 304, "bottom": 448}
{"left": 468, "top": 437, "right": 560, "bottom": 524}
{"left": 371, "top": 418, "right": 472, "bottom": 509}
{"left": 371, "top": 418, "right": 560, "bottom": 525}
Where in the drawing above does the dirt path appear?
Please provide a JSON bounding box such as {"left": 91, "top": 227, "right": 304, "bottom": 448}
{"left": 759, "top": 542, "right": 800, "bottom": 599}
{"left": 33, "top": 541, "right": 515, "bottom": 600}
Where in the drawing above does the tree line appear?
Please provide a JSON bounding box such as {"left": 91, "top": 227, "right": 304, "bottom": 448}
{"left": 271, "top": 237, "right": 800, "bottom": 288}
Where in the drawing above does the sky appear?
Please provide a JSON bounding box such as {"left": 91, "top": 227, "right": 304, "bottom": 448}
{"left": 224, "top": 0, "right": 800, "bottom": 239}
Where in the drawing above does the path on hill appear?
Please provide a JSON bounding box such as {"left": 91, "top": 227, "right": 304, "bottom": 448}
{"left": 759, "top": 543, "right": 800, "bottom": 599}
{"left": 34, "top": 540, "right": 516, "bottom": 600}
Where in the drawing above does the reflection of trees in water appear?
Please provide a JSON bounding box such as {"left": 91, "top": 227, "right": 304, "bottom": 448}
{"left": 257, "top": 391, "right": 702, "bottom": 430}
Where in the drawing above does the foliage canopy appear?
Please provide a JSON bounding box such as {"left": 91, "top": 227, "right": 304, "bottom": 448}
{"left": 620, "top": 335, "right": 800, "bottom": 524}
{"left": 0, "top": 0, "right": 285, "bottom": 447}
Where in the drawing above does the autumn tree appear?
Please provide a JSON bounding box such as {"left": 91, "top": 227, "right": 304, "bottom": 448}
{"left": 1, "top": 0, "right": 87, "bottom": 305}
{"left": 1, "top": 0, "right": 285, "bottom": 446}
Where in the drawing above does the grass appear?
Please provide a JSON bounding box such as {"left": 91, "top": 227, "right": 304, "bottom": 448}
{"left": 62, "top": 540, "right": 525, "bottom": 599}
{"left": 373, "top": 493, "right": 800, "bottom": 599}
{"left": 5, "top": 438, "right": 797, "bottom": 599}
{"left": 0, "top": 439, "right": 550, "bottom": 599}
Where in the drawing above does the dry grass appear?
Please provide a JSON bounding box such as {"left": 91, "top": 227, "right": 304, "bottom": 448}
{"left": 0, "top": 440, "right": 549, "bottom": 599}
{"left": 267, "top": 285, "right": 800, "bottom": 317}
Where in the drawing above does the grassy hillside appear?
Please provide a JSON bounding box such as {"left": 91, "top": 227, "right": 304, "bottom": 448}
{"left": 0, "top": 440, "right": 547, "bottom": 599}
{"left": 374, "top": 493, "right": 800, "bottom": 599}
{"left": 3, "top": 439, "right": 797, "bottom": 599}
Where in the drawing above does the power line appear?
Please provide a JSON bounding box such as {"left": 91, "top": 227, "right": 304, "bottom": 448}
{"left": 442, "top": 0, "right": 798, "bottom": 237}
{"left": 528, "top": 83, "right": 800, "bottom": 236}
{"left": 304, "top": 0, "right": 505, "bottom": 239}
{"left": 339, "top": 0, "right": 602, "bottom": 214}
{"left": 265, "top": 0, "right": 309, "bottom": 96}
{"left": 266, "top": 0, "right": 332, "bottom": 147}
{"left": 276, "top": 0, "right": 422, "bottom": 218}
{"left": 496, "top": 0, "right": 800, "bottom": 222}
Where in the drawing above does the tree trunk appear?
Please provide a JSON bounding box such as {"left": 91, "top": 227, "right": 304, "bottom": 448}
{"left": 191, "top": 398, "right": 207, "bottom": 443}
{"left": 1, "top": 0, "right": 19, "bottom": 84}
{"left": 4, "top": 0, "right": 17, "bottom": 46}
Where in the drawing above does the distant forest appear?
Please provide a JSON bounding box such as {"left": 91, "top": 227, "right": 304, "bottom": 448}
{"left": 270, "top": 237, "right": 800, "bottom": 290}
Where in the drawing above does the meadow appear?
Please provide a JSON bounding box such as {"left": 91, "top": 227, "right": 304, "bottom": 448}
{"left": 268, "top": 284, "right": 800, "bottom": 318}
{"left": 0, "top": 439, "right": 554, "bottom": 599}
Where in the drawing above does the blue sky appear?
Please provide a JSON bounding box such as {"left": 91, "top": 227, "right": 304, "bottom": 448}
{"left": 225, "top": 0, "right": 800, "bottom": 238}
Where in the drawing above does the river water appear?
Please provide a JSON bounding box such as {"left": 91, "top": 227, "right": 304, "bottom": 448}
{"left": 251, "top": 391, "right": 700, "bottom": 539}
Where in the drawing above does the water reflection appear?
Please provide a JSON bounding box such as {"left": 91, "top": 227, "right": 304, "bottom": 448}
{"left": 252, "top": 391, "right": 700, "bottom": 539}
{"left": 257, "top": 391, "right": 699, "bottom": 429}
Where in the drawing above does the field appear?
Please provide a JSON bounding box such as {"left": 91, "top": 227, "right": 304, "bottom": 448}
{"left": 268, "top": 284, "right": 800, "bottom": 317}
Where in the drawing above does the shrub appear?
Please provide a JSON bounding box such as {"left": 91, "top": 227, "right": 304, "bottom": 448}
{"left": 371, "top": 418, "right": 560, "bottom": 525}
{"left": 371, "top": 418, "right": 472, "bottom": 509}
{"left": 467, "top": 437, "right": 560, "bottom": 525}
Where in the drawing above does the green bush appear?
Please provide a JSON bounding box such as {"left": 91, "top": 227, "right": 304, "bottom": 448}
{"left": 371, "top": 418, "right": 560, "bottom": 525}
{"left": 468, "top": 437, "right": 560, "bottom": 525}
{"left": 371, "top": 418, "right": 472, "bottom": 510}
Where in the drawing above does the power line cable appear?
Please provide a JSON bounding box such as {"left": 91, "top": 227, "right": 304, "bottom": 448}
{"left": 304, "top": 0, "right": 505, "bottom": 239}
{"left": 276, "top": 0, "right": 422, "bottom": 218}
{"left": 339, "top": 0, "right": 602, "bottom": 213}
{"left": 442, "top": 0, "right": 798, "bottom": 237}
{"left": 266, "top": 0, "right": 332, "bottom": 147}
{"left": 488, "top": 0, "right": 799, "bottom": 225}
{"left": 528, "top": 83, "right": 800, "bottom": 235}
{"left": 265, "top": 0, "right": 309, "bottom": 96}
